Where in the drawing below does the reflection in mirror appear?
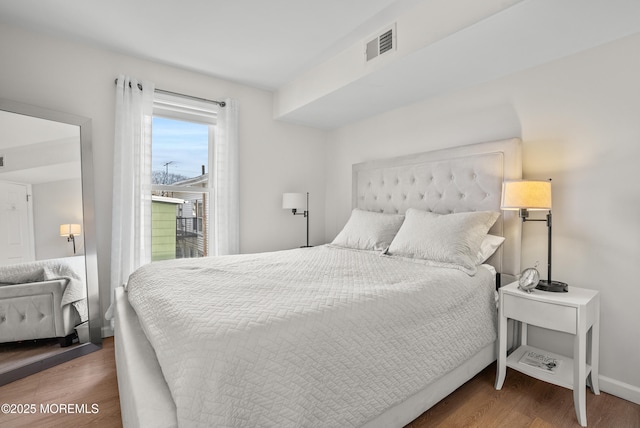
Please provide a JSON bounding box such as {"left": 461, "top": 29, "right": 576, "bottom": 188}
{"left": 0, "top": 100, "right": 101, "bottom": 386}
{"left": 0, "top": 111, "right": 82, "bottom": 261}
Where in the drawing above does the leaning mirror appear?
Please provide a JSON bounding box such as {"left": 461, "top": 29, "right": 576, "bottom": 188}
{"left": 0, "top": 98, "right": 101, "bottom": 386}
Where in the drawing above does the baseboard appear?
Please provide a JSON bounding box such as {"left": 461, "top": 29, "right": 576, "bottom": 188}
{"left": 102, "top": 325, "right": 114, "bottom": 338}
{"left": 600, "top": 375, "right": 640, "bottom": 405}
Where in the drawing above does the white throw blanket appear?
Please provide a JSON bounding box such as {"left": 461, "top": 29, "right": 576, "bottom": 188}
{"left": 0, "top": 256, "right": 87, "bottom": 322}
{"left": 127, "top": 246, "right": 497, "bottom": 428}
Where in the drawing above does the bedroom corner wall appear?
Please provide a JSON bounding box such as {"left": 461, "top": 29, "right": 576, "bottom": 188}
{"left": 324, "top": 33, "right": 640, "bottom": 403}
{"left": 0, "top": 22, "right": 327, "bottom": 335}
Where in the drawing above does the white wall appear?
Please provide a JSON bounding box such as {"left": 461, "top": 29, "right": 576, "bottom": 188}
{"left": 0, "top": 23, "right": 327, "bottom": 326}
{"left": 32, "top": 178, "right": 84, "bottom": 259}
{"left": 325, "top": 34, "right": 640, "bottom": 401}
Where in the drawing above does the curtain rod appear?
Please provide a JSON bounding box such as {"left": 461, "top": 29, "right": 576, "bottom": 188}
{"left": 114, "top": 78, "right": 226, "bottom": 107}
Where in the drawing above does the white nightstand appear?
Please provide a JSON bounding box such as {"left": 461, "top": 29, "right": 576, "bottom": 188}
{"left": 495, "top": 281, "right": 600, "bottom": 427}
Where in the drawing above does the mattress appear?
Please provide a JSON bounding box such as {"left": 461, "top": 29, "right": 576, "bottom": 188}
{"left": 127, "top": 245, "right": 497, "bottom": 428}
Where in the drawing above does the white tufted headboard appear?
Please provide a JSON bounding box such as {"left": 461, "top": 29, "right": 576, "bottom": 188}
{"left": 352, "top": 138, "right": 522, "bottom": 280}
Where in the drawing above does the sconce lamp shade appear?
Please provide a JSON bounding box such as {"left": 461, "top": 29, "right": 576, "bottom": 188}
{"left": 282, "top": 193, "right": 307, "bottom": 210}
{"left": 60, "top": 223, "right": 82, "bottom": 237}
{"left": 501, "top": 180, "right": 552, "bottom": 210}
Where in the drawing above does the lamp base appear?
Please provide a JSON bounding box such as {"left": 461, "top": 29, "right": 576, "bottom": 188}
{"left": 300, "top": 245, "right": 313, "bottom": 248}
{"left": 535, "top": 280, "right": 568, "bottom": 293}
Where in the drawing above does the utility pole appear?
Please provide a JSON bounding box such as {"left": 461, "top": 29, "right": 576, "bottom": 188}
{"left": 163, "top": 161, "right": 175, "bottom": 184}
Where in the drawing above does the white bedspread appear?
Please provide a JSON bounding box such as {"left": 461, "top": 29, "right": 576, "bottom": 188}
{"left": 127, "top": 246, "right": 497, "bottom": 428}
{"left": 0, "top": 256, "right": 87, "bottom": 322}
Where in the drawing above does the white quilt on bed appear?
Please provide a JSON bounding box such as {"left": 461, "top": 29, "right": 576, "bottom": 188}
{"left": 127, "top": 246, "right": 497, "bottom": 428}
{"left": 0, "top": 256, "right": 88, "bottom": 322}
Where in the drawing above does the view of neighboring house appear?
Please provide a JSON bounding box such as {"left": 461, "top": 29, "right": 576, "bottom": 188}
{"left": 151, "top": 173, "right": 209, "bottom": 261}
{"left": 151, "top": 195, "right": 183, "bottom": 261}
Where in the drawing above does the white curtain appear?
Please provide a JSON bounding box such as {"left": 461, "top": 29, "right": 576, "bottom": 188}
{"left": 212, "top": 99, "right": 240, "bottom": 255}
{"left": 107, "top": 75, "right": 155, "bottom": 319}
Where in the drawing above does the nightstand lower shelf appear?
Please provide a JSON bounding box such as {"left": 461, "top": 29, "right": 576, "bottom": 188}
{"left": 507, "top": 345, "right": 591, "bottom": 391}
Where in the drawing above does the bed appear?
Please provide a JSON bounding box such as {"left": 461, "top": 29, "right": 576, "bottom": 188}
{"left": 0, "top": 256, "right": 88, "bottom": 346}
{"left": 114, "top": 138, "right": 522, "bottom": 428}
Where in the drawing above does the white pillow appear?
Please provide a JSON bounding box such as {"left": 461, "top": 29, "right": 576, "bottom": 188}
{"left": 476, "top": 234, "right": 505, "bottom": 265}
{"left": 387, "top": 208, "right": 500, "bottom": 275}
{"left": 331, "top": 209, "right": 405, "bottom": 252}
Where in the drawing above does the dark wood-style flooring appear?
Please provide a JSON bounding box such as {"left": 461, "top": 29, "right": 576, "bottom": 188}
{"left": 0, "top": 337, "right": 120, "bottom": 427}
{"left": 0, "top": 337, "right": 638, "bottom": 427}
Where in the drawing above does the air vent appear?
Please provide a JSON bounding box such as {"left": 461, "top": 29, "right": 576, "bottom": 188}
{"left": 365, "top": 24, "right": 396, "bottom": 62}
{"left": 0, "top": 155, "right": 4, "bottom": 168}
{"left": 379, "top": 29, "right": 393, "bottom": 55}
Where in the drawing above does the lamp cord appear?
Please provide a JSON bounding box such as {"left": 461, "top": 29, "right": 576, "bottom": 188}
{"left": 546, "top": 211, "right": 552, "bottom": 283}
{"left": 305, "top": 192, "right": 309, "bottom": 247}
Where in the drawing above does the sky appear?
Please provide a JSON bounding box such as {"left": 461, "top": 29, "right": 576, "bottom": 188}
{"left": 152, "top": 117, "right": 209, "bottom": 181}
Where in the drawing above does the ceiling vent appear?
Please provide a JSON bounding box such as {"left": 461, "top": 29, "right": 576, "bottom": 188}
{"left": 365, "top": 24, "right": 396, "bottom": 62}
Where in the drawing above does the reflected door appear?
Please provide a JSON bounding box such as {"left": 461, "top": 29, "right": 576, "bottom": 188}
{"left": 0, "top": 181, "right": 34, "bottom": 266}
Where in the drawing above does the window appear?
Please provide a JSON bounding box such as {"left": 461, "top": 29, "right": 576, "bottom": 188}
{"left": 150, "top": 92, "right": 217, "bottom": 262}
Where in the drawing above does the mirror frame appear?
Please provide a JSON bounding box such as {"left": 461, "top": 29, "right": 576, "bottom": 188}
{"left": 0, "top": 98, "right": 102, "bottom": 385}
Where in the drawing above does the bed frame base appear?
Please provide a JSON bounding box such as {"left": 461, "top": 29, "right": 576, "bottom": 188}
{"left": 0, "top": 279, "right": 80, "bottom": 344}
{"left": 115, "top": 287, "right": 177, "bottom": 428}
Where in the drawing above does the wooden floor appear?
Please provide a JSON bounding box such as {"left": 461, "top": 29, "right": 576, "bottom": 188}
{"left": 0, "top": 337, "right": 638, "bottom": 427}
{"left": 0, "top": 337, "right": 121, "bottom": 427}
{"left": 411, "top": 367, "right": 640, "bottom": 428}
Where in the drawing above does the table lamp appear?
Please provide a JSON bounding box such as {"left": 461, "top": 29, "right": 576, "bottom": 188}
{"left": 60, "top": 223, "right": 82, "bottom": 254}
{"left": 282, "top": 192, "right": 311, "bottom": 248}
{"left": 501, "top": 179, "right": 567, "bottom": 292}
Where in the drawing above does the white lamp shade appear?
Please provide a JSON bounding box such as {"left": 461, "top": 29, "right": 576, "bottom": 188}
{"left": 60, "top": 223, "right": 82, "bottom": 237}
{"left": 282, "top": 193, "right": 306, "bottom": 210}
{"left": 501, "top": 180, "right": 552, "bottom": 210}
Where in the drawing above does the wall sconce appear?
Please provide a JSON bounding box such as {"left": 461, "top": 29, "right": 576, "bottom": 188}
{"left": 501, "top": 179, "right": 567, "bottom": 292}
{"left": 282, "top": 192, "right": 311, "bottom": 248}
{"left": 60, "top": 223, "right": 81, "bottom": 254}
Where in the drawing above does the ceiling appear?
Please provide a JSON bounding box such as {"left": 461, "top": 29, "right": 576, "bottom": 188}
{"left": 0, "top": 110, "right": 78, "bottom": 149}
{"left": 1, "top": 0, "right": 640, "bottom": 129}
{"left": 0, "top": 0, "right": 419, "bottom": 90}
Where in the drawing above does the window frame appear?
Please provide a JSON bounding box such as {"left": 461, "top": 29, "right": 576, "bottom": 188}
{"left": 151, "top": 92, "right": 217, "bottom": 259}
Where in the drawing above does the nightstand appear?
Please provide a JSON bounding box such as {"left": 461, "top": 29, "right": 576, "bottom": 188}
{"left": 495, "top": 281, "right": 600, "bottom": 427}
